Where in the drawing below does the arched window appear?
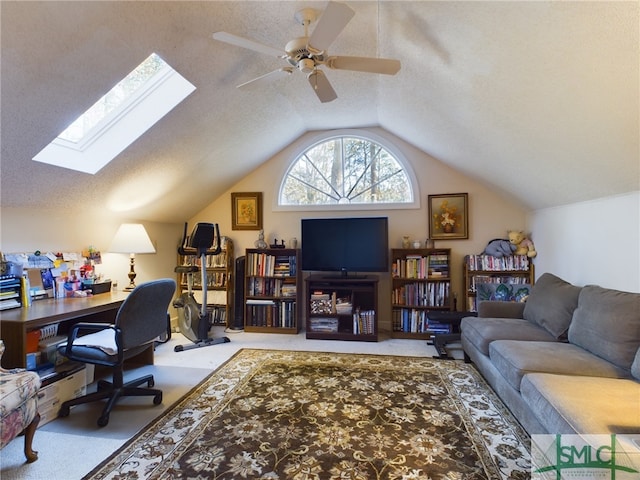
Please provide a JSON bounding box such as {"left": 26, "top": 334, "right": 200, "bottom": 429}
{"left": 279, "top": 132, "right": 415, "bottom": 209}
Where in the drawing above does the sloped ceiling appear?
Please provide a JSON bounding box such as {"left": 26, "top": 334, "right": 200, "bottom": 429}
{"left": 1, "top": 1, "right": 638, "bottom": 223}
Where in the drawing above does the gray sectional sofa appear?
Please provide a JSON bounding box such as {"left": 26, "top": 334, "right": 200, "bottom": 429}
{"left": 460, "top": 272, "right": 640, "bottom": 435}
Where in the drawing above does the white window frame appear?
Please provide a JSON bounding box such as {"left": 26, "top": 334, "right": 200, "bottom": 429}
{"left": 33, "top": 54, "right": 195, "bottom": 174}
{"left": 274, "top": 129, "right": 420, "bottom": 212}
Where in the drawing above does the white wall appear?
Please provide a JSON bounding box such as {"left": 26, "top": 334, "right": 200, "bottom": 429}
{"left": 193, "top": 127, "right": 531, "bottom": 330}
{"left": 0, "top": 208, "right": 182, "bottom": 293}
{"left": 528, "top": 191, "right": 640, "bottom": 292}
{"left": 5, "top": 130, "right": 636, "bottom": 334}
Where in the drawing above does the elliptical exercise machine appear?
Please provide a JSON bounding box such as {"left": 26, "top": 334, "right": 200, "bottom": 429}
{"left": 173, "top": 222, "right": 230, "bottom": 352}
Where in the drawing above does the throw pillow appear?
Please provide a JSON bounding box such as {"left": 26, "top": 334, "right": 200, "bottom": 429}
{"left": 632, "top": 347, "right": 640, "bottom": 381}
{"left": 568, "top": 285, "right": 640, "bottom": 371}
{"left": 523, "top": 273, "right": 582, "bottom": 340}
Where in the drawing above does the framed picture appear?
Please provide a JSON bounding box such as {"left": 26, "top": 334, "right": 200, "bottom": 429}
{"left": 428, "top": 193, "right": 469, "bottom": 240}
{"left": 231, "top": 192, "right": 263, "bottom": 230}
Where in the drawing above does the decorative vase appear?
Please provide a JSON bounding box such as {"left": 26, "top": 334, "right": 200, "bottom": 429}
{"left": 402, "top": 236, "right": 410, "bottom": 249}
{"left": 443, "top": 224, "right": 453, "bottom": 234}
{"left": 426, "top": 238, "right": 435, "bottom": 248}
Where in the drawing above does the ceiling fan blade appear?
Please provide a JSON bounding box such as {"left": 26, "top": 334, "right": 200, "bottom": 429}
{"left": 308, "top": 70, "right": 337, "bottom": 103}
{"left": 237, "top": 68, "right": 293, "bottom": 89}
{"left": 212, "top": 31, "right": 283, "bottom": 57}
{"left": 329, "top": 56, "right": 401, "bottom": 75}
{"left": 308, "top": 2, "right": 355, "bottom": 53}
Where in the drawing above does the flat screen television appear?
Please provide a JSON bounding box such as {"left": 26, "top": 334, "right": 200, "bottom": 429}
{"left": 301, "top": 217, "right": 389, "bottom": 276}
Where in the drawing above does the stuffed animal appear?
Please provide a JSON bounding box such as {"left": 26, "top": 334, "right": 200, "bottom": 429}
{"left": 482, "top": 238, "right": 516, "bottom": 257}
{"left": 508, "top": 230, "right": 537, "bottom": 258}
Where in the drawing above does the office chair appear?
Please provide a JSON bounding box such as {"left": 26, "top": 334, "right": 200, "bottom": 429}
{"left": 57, "top": 278, "right": 176, "bottom": 427}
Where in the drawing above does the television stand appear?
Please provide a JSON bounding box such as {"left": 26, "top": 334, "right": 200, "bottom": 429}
{"left": 325, "top": 274, "right": 367, "bottom": 280}
{"left": 306, "top": 274, "right": 378, "bottom": 342}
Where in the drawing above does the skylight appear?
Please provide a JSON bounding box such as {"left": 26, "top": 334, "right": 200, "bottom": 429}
{"left": 33, "top": 53, "right": 195, "bottom": 174}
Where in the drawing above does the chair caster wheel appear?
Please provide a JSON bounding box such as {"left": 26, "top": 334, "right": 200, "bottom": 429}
{"left": 153, "top": 393, "right": 162, "bottom": 405}
{"left": 59, "top": 405, "right": 70, "bottom": 417}
{"left": 97, "top": 415, "right": 109, "bottom": 427}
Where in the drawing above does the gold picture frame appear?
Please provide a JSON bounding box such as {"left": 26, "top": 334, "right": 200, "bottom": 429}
{"left": 428, "top": 193, "right": 469, "bottom": 240}
{"left": 231, "top": 192, "right": 263, "bottom": 230}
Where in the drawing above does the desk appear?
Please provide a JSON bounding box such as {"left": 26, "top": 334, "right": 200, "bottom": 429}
{"left": 0, "top": 291, "right": 133, "bottom": 369}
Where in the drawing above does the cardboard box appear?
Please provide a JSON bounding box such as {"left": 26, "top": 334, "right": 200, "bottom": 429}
{"left": 36, "top": 367, "right": 86, "bottom": 428}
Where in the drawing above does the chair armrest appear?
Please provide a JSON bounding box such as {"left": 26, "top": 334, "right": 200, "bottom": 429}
{"left": 66, "top": 322, "right": 115, "bottom": 340}
{"left": 477, "top": 301, "right": 526, "bottom": 319}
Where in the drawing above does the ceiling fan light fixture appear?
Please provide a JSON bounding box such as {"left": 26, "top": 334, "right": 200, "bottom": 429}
{"left": 297, "top": 58, "right": 315, "bottom": 74}
{"left": 212, "top": 1, "right": 400, "bottom": 103}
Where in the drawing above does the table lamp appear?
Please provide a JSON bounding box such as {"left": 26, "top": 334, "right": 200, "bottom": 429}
{"left": 109, "top": 223, "right": 156, "bottom": 290}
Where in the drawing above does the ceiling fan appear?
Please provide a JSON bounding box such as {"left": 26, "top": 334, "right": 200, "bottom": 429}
{"left": 212, "top": 1, "right": 401, "bottom": 103}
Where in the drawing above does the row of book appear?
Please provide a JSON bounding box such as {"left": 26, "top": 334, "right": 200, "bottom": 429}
{"left": 353, "top": 309, "right": 375, "bottom": 335}
{"left": 206, "top": 305, "right": 227, "bottom": 326}
{"left": 245, "top": 300, "right": 297, "bottom": 328}
{"left": 179, "top": 271, "right": 227, "bottom": 288}
{"left": 465, "top": 254, "right": 530, "bottom": 271}
{"left": 309, "top": 317, "right": 339, "bottom": 333}
{"left": 392, "top": 309, "right": 453, "bottom": 334}
{"left": 468, "top": 275, "right": 530, "bottom": 292}
{"left": 247, "top": 277, "right": 297, "bottom": 297}
{"left": 391, "top": 254, "right": 449, "bottom": 279}
{"left": 308, "top": 310, "right": 375, "bottom": 335}
{"left": 246, "top": 253, "right": 297, "bottom": 277}
{"left": 391, "top": 281, "right": 450, "bottom": 307}
{"left": 180, "top": 251, "right": 229, "bottom": 268}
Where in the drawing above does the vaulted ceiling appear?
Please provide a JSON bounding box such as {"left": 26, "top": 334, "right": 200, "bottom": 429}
{"left": 1, "top": 1, "right": 638, "bottom": 223}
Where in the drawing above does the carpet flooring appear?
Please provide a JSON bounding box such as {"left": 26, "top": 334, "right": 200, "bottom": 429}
{"left": 85, "top": 349, "right": 530, "bottom": 479}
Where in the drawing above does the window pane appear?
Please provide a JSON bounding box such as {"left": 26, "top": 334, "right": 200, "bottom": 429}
{"left": 280, "top": 135, "right": 413, "bottom": 206}
{"left": 58, "top": 53, "right": 166, "bottom": 143}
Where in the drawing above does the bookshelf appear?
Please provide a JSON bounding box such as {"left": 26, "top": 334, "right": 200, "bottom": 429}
{"left": 176, "top": 237, "right": 234, "bottom": 328}
{"left": 463, "top": 254, "right": 535, "bottom": 312}
{"left": 390, "top": 248, "right": 454, "bottom": 339}
{"left": 244, "top": 248, "right": 301, "bottom": 333}
{"left": 305, "top": 275, "right": 379, "bottom": 342}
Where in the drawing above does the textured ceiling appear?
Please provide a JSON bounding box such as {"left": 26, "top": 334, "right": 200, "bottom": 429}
{"left": 1, "top": 1, "right": 638, "bottom": 223}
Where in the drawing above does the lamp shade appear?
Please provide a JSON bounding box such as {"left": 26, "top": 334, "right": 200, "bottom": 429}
{"left": 109, "top": 223, "right": 156, "bottom": 254}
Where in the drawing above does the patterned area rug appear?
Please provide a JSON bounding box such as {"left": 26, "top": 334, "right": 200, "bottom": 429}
{"left": 85, "top": 349, "right": 530, "bottom": 479}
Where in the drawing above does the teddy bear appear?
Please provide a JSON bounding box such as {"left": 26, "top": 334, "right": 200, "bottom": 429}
{"left": 508, "top": 230, "right": 537, "bottom": 258}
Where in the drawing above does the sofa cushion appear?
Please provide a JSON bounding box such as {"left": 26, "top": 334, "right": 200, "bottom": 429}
{"left": 461, "top": 316, "right": 557, "bottom": 356}
{"left": 523, "top": 273, "right": 582, "bottom": 340}
{"left": 478, "top": 301, "right": 526, "bottom": 319}
{"left": 521, "top": 373, "right": 640, "bottom": 434}
{"left": 568, "top": 285, "right": 640, "bottom": 371}
{"left": 489, "top": 340, "right": 630, "bottom": 392}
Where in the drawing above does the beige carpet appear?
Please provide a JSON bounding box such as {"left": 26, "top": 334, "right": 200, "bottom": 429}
{"left": 84, "top": 349, "right": 530, "bottom": 479}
